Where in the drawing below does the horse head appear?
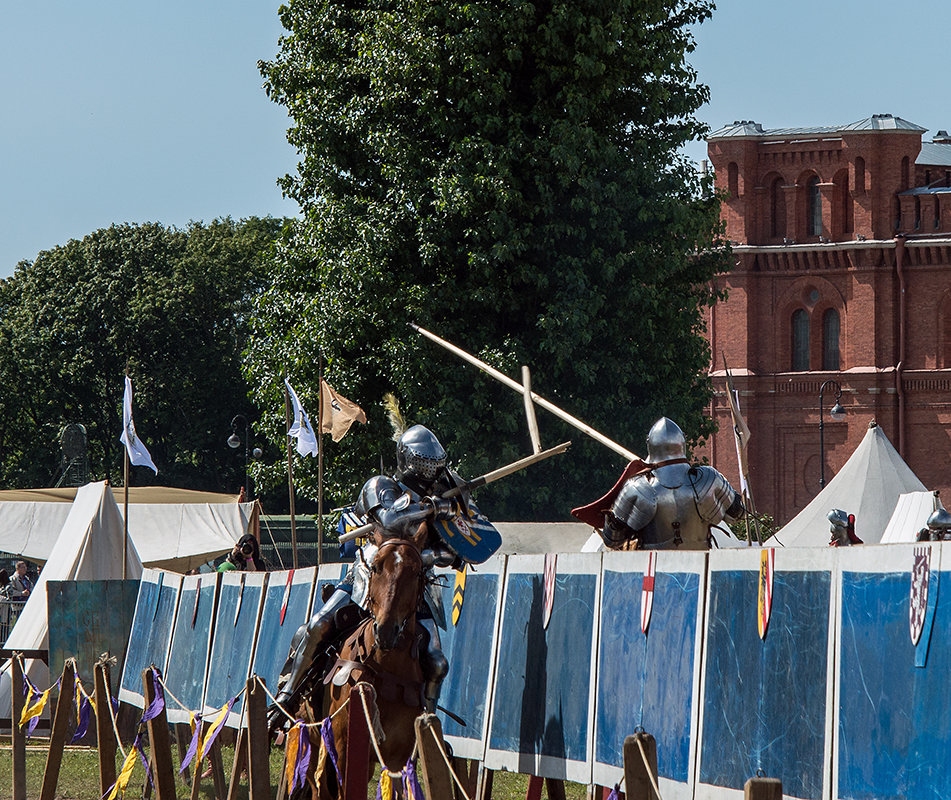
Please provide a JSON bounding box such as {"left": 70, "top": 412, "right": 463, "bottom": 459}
{"left": 367, "top": 522, "right": 427, "bottom": 651}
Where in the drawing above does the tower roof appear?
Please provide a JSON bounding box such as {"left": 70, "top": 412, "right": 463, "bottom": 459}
{"left": 708, "top": 114, "right": 926, "bottom": 141}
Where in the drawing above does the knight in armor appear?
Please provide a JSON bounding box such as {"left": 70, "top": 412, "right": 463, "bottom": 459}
{"left": 268, "top": 423, "right": 478, "bottom": 730}
{"left": 828, "top": 509, "right": 863, "bottom": 546}
{"left": 573, "top": 417, "right": 745, "bottom": 550}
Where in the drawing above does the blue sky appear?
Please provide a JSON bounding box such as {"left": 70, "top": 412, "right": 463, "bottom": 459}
{"left": 3, "top": 1, "right": 950, "bottom": 276}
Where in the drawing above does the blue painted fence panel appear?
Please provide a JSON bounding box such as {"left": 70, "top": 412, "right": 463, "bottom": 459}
{"left": 250, "top": 568, "right": 315, "bottom": 696}
{"left": 837, "top": 543, "right": 951, "bottom": 800}
{"left": 699, "top": 550, "right": 833, "bottom": 800}
{"left": 164, "top": 573, "right": 219, "bottom": 723}
{"left": 592, "top": 551, "right": 705, "bottom": 797}
{"left": 119, "top": 569, "right": 182, "bottom": 707}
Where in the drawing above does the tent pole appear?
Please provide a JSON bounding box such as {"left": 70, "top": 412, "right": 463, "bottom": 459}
{"left": 123, "top": 450, "right": 129, "bottom": 580}
{"left": 283, "top": 373, "right": 299, "bottom": 569}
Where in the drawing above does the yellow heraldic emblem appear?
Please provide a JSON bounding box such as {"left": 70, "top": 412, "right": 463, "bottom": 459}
{"left": 452, "top": 565, "right": 467, "bottom": 626}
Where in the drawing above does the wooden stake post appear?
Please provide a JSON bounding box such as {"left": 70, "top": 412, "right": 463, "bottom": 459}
{"left": 623, "top": 732, "right": 659, "bottom": 800}
{"left": 414, "top": 713, "right": 454, "bottom": 799}
{"left": 745, "top": 776, "right": 783, "bottom": 800}
{"left": 11, "top": 655, "right": 26, "bottom": 800}
{"left": 246, "top": 677, "right": 272, "bottom": 800}
{"left": 344, "top": 684, "right": 373, "bottom": 800}
{"left": 39, "top": 660, "right": 74, "bottom": 800}
{"left": 94, "top": 661, "right": 117, "bottom": 797}
{"left": 142, "top": 667, "right": 177, "bottom": 800}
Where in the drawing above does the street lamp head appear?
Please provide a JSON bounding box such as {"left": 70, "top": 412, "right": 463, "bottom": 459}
{"left": 252, "top": 447, "right": 263, "bottom": 460}
{"left": 829, "top": 402, "right": 846, "bottom": 421}
{"left": 227, "top": 433, "right": 241, "bottom": 449}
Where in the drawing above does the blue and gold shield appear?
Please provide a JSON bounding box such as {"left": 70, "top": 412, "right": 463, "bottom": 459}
{"left": 432, "top": 500, "right": 501, "bottom": 564}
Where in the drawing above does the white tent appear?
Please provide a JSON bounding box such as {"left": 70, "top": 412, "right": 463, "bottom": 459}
{"left": 880, "top": 491, "right": 944, "bottom": 543}
{"left": 776, "top": 421, "right": 927, "bottom": 547}
{"left": 0, "top": 484, "right": 253, "bottom": 572}
{"left": 1, "top": 482, "right": 144, "bottom": 713}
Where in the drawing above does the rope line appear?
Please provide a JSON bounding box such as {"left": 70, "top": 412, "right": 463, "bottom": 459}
{"left": 254, "top": 675, "right": 349, "bottom": 727}
{"left": 356, "top": 684, "right": 403, "bottom": 779}
{"left": 427, "top": 723, "right": 472, "bottom": 800}
{"left": 636, "top": 735, "right": 663, "bottom": 800}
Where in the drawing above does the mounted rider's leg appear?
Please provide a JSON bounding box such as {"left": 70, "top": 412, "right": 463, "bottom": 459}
{"left": 417, "top": 616, "right": 448, "bottom": 713}
{"left": 267, "top": 587, "right": 353, "bottom": 729}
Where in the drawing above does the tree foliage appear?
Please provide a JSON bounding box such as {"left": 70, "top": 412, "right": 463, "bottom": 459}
{"left": 251, "top": 0, "right": 730, "bottom": 520}
{"left": 0, "top": 218, "right": 285, "bottom": 491}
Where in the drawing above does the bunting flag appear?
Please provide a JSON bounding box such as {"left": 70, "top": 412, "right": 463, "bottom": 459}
{"left": 119, "top": 375, "right": 158, "bottom": 474}
{"left": 402, "top": 758, "right": 424, "bottom": 800}
{"left": 319, "top": 717, "right": 344, "bottom": 788}
{"left": 758, "top": 547, "right": 775, "bottom": 640}
{"left": 106, "top": 739, "right": 140, "bottom": 800}
{"left": 179, "top": 713, "right": 203, "bottom": 774}
{"left": 641, "top": 551, "right": 657, "bottom": 635}
{"left": 451, "top": 566, "right": 466, "bottom": 626}
{"left": 542, "top": 553, "right": 557, "bottom": 629}
{"left": 135, "top": 734, "right": 153, "bottom": 791}
{"left": 20, "top": 683, "right": 51, "bottom": 734}
{"left": 198, "top": 697, "right": 236, "bottom": 762}
{"left": 285, "top": 721, "right": 313, "bottom": 793}
{"left": 320, "top": 380, "right": 367, "bottom": 442}
{"left": 606, "top": 784, "right": 621, "bottom": 800}
{"left": 377, "top": 770, "right": 395, "bottom": 800}
{"left": 140, "top": 668, "right": 166, "bottom": 723}
{"left": 285, "top": 379, "right": 319, "bottom": 457}
{"left": 71, "top": 674, "right": 93, "bottom": 743}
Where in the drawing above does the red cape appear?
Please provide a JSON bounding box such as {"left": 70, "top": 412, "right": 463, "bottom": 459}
{"left": 570, "top": 459, "right": 649, "bottom": 528}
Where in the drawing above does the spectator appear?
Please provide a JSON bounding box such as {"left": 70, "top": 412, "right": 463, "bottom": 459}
{"left": 217, "top": 534, "right": 266, "bottom": 572}
{"left": 8, "top": 560, "right": 33, "bottom": 600}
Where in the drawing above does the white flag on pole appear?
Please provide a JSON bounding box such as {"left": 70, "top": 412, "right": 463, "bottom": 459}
{"left": 285, "top": 378, "right": 319, "bottom": 457}
{"left": 119, "top": 375, "right": 158, "bottom": 474}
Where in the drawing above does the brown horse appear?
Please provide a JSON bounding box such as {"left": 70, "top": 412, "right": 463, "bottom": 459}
{"left": 307, "top": 523, "right": 429, "bottom": 799}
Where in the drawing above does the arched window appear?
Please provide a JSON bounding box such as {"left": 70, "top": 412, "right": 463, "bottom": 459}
{"left": 727, "top": 162, "right": 739, "bottom": 198}
{"left": 770, "top": 177, "right": 786, "bottom": 238}
{"left": 854, "top": 157, "right": 866, "bottom": 193}
{"left": 822, "top": 309, "right": 840, "bottom": 370}
{"left": 807, "top": 176, "right": 822, "bottom": 236}
{"left": 792, "top": 309, "right": 810, "bottom": 371}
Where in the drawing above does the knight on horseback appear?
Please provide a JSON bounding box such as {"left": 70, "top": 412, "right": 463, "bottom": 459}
{"left": 267, "top": 422, "right": 476, "bottom": 731}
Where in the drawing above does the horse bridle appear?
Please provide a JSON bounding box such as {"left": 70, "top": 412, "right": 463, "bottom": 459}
{"left": 368, "top": 537, "right": 426, "bottom": 648}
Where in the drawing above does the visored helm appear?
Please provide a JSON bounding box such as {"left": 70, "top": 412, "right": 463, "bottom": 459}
{"left": 396, "top": 425, "right": 447, "bottom": 484}
{"left": 646, "top": 417, "right": 687, "bottom": 463}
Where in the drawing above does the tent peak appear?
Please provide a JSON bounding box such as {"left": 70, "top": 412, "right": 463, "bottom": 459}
{"left": 868, "top": 420, "right": 878, "bottom": 429}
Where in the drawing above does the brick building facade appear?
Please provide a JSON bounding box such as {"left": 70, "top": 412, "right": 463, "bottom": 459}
{"left": 700, "top": 114, "right": 951, "bottom": 525}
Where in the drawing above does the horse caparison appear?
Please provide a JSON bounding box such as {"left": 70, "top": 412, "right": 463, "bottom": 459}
{"left": 299, "top": 523, "right": 430, "bottom": 799}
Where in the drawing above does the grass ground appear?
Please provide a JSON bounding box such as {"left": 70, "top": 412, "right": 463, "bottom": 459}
{"left": 0, "top": 742, "right": 590, "bottom": 799}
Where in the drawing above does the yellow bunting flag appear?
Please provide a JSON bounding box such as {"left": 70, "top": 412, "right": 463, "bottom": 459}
{"left": 285, "top": 724, "right": 301, "bottom": 790}
{"left": 197, "top": 700, "right": 232, "bottom": 762}
{"left": 19, "top": 688, "right": 51, "bottom": 730}
{"left": 452, "top": 566, "right": 467, "bottom": 626}
{"left": 106, "top": 747, "right": 138, "bottom": 800}
{"left": 379, "top": 771, "right": 394, "bottom": 800}
{"left": 75, "top": 676, "right": 82, "bottom": 723}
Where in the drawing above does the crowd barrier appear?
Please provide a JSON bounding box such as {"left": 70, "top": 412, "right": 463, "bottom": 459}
{"left": 117, "top": 543, "right": 951, "bottom": 799}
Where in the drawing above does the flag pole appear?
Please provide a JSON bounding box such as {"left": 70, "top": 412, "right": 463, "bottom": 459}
{"left": 123, "top": 449, "right": 129, "bottom": 580}
{"left": 317, "top": 357, "right": 324, "bottom": 566}
{"left": 723, "top": 353, "right": 763, "bottom": 545}
{"left": 283, "top": 372, "right": 299, "bottom": 569}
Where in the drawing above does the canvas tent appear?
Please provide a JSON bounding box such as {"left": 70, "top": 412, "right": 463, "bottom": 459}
{"left": 0, "top": 484, "right": 254, "bottom": 572}
{"left": 775, "top": 421, "right": 927, "bottom": 547}
{"left": 880, "top": 491, "right": 944, "bottom": 543}
{"left": 0, "top": 481, "right": 144, "bottom": 713}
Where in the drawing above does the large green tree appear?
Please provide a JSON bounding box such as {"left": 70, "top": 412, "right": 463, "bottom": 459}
{"left": 0, "top": 218, "right": 285, "bottom": 491}
{"left": 251, "top": 0, "right": 729, "bottom": 520}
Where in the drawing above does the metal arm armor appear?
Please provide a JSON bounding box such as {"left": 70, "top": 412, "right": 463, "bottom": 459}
{"left": 611, "top": 476, "right": 658, "bottom": 532}
{"left": 355, "top": 475, "right": 433, "bottom": 536}
{"left": 688, "top": 466, "right": 745, "bottom": 525}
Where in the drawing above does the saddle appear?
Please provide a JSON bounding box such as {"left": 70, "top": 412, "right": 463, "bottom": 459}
{"left": 324, "top": 619, "right": 424, "bottom": 709}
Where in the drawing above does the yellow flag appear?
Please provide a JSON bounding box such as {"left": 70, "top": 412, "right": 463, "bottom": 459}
{"left": 19, "top": 688, "right": 50, "bottom": 730}
{"left": 106, "top": 748, "right": 138, "bottom": 800}
{"left": 320, "top": 380, "right": 367, "bottom": 442}
{"left": 197, "top": 701, "right": 231, "bottom": 763}
{"left": 285, "top": 724, "right": 301, "bottom": 790}
{"left": 379, "top": 771, "right": 394, "bottom": 800}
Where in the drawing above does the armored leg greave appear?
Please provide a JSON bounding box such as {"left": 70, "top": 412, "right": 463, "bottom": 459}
{"left": 418, "top": 616, "right": 448, "bottom": 713}
{"left": 271, "top": 589, "right": 352, "bottom": 718}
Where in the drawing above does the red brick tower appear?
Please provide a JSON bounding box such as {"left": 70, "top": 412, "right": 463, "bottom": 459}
{"left": 701, "top": 115, "right": 951, "bottom": 524}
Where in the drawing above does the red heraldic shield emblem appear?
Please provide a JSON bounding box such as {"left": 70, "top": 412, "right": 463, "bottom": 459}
{"left": 641, "top": 551, "right": 656, "bottom": 635}
{"left": 543, "top": 554, "right": 557, "bottom": 629}
{"left": 910, "top": 546, "right": 931, "bottom": 646}
{"left": 757, "top": 548, "right": 774, "bottom": 640}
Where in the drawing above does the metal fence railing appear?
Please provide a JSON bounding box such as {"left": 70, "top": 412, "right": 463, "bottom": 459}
{"left": 0, "top": 599, "right": 27, "bottom": 646}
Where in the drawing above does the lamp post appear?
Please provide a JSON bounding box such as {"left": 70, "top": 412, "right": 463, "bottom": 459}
{"left": 228, "top": 414, "right": 261, "bottom": 499}
{"left": 819, "top": 380, "right": 846, "bottom": 489}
